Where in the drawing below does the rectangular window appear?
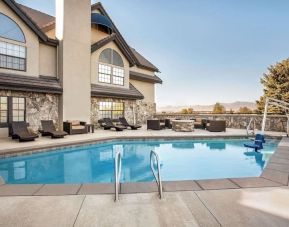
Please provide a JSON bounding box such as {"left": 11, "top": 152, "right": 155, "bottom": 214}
{"left": 99, "top": 101, "right": 124, "bottom": 119}
{"left": 0, "top": 96, "right": 26, "bottom": 127}
{"left": 98, "top": 64, "right": 124, "bottom": 86}
{"left": 0, "top": 97, "right": 8, "bottom": 124}
{"left": 98, "top": 64, "right": 111, "bottom": 84}
{"left": 0, "top": 41, "right": 26, "bottom": 71}
{"left": 112, "top": 68, "right": 124, "bottom": 85}
{"left": 12, "top": 97, "right": 25, "bottom": 122}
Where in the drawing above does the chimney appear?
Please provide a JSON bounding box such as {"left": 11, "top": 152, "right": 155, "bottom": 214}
{"left": 56, "top": 0, "right": 91, "bottom": 123}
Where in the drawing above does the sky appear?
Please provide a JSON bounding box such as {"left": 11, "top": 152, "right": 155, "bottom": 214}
{"left": 17, "top": 0, "right": 289, "bottom": 107}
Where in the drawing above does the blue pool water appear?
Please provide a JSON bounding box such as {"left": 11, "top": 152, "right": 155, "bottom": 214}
{"left": 0, "top": 139, "right": 279, "bottom": 184}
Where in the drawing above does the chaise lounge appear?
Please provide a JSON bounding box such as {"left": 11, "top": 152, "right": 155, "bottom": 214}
{"left": 11, "top": 122, "right": 39, "bottom": 142}
{"left": 41, "top": 120, "right": 68, "bottom": 139}
{"left": 119, "top": 117, "right": 141, "bottom": 130}
{"left": 102, "top": 118, "right": 126, "bottom": 131}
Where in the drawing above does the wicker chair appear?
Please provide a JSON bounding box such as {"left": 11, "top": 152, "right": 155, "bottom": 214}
{"left": 206, "top": 120, "right": 226, "bottom": 132}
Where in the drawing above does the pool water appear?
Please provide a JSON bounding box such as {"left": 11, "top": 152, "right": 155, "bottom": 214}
{"left": 0, "top": 139, "right": 279, "bottom": 184}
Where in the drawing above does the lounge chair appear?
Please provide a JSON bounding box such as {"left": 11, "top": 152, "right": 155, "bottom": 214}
{"left": 11, "top": 122, "right": 38, "bottom": 142}
{"left": 103, "top": 118, "right": 126, "bottom": 131}
{"left": 119, "top": 117, "right": 141, "bottom": 130}
{"left": 41, "top": 120, "right": 68, "bottom": 139}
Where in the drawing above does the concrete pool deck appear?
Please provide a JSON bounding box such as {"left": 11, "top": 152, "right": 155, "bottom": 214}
{"left": 0, "top": 187, "right": 289, "bottom": 227}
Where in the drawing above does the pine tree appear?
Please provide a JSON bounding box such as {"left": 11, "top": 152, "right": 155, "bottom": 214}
{"left": 257, "top": 58, "right": 289, "bottom": 113}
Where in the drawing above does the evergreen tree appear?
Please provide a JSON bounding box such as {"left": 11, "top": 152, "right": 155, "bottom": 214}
{"left": 257, "top": 58, "right": 289, "bottom": 113}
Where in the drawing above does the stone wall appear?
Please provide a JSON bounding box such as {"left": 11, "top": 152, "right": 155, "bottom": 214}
{"left": 0, "top": 90, "right": 59, "bottom": 130}
{"left": 154, "top": 113, "right": 288, "bottom": 132}
{"left": 91, "top": 98, "right": 156, "bottom": 126}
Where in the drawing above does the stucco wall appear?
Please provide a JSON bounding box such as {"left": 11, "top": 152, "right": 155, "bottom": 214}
{"left": 130, "top": 79, "right": 155, "bottom": 103}
{"left": 0, "top": 1, "right": 40, "bottom": 77}
{"left": 91, "top": 27, "right": 109, "bottom": 44}
{"left": 39, "top": 44, "right": 57, "bottom": 77}
{"left": 91, "top": 41, "right": 130, "bottom": 89}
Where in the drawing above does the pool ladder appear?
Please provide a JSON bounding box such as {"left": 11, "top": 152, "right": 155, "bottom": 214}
{"left": 114, "top": 150, "right": 163, "bottom": 202}
{"left": 114, "top": 151, "right": 122, "bottom": 202}
{"left": 150, "top": 150, "right": 163, "bottom": 199}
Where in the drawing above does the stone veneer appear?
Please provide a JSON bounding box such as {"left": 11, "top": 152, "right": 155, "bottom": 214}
{"left": 91, "top": 98, "right": 156, "bottom": 126}
{"left": 154, "top": 114, "right": 288, "bottom": 132}
{"left": 0, "top": 90, "right": 59, "bottom": 131}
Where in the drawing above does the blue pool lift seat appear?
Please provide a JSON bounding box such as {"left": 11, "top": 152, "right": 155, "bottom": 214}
{"left": 244, "top": 134, "right": 265, "bottom": 152}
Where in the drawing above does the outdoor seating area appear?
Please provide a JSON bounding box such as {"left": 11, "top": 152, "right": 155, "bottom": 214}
{"left": 5, "top": 117, "right": 229, "bottom": 143}
{"left": 146, "top": 118, "right": 227, "bottom": 132}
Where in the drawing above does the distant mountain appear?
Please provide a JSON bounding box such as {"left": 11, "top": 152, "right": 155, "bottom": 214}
{"left": 157, "top": 101, "right": 256, "bottom": 113}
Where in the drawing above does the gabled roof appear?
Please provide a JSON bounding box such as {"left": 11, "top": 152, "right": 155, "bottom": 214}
{"left": 0, "top": 73, "right": 62, "bottom": 94}
{"left": 17, "top": 3, "right": 55, "bottom": 29}
{"left": 91, "top": 83, "right": 144, "bottom": 100}
{"left": 91, "top": 33, "right": 135, "bottom": 66}
{"left": 9, "top": 1, "right": 159, "bottom": 71}
{"left": 2, "top": 0, "right": 58, "bottom": 46}
{"left": 91, "top": 2, "right": 160, "bottom": 72}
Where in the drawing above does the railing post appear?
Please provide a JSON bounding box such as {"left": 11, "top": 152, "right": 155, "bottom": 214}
{"left": 150, "top": 150, "right": 163, "bottom": 199}
{"left": 115, "top": 151, "right": 121, "bottom": 202}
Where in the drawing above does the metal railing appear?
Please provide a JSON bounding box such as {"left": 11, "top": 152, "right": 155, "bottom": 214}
{"left": 150, "top": 150, "right": 163, "bottom": 199}
{"left": 246, "top": 117, "right": 255, "bottom": 137}
{"left": 114, "top": 151, "right": 122, "bottom": 202}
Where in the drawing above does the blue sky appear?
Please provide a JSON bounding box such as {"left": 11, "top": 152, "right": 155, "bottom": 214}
{"left": 17, "top": 0, "right": 289, "bottom": 106}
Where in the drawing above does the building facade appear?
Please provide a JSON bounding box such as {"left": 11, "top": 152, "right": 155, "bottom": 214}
{"left": 0, "top": 0, "right": 162, "bottom": 136}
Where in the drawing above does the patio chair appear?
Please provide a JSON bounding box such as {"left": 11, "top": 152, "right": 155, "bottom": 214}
{"left": 41, "top": 120, "right": 68, "bottom": 139}
{"left": 206, "top": 120, "right": 226, "bottom": 132}
{"left": 63, "top": 121, "right": 88, "bottom": 135}
{"left": 103, "top": 118, "right": 126, "bottom": 131}
{"left": 119, "top": 117, "right": 141, "bottom": 130}
{"left": 11, "top": 121, "right": 39, "bottom": 142}
{"left": 147, "top": 120, "right": 165, "bottom": 130}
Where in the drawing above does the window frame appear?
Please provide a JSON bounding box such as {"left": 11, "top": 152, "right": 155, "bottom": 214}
{"left": 98, "top": 63, "right": 125, "bottom": 86}
{"left": 0, "top": 13, "right": 26, "bottom": 43}
{"left": 0, "top": 40, "right": 27, "bottom": 72}
{"left": 98, "top": 101, "right": 124, "bottom": 120}
{"left": 0, "top": 96, "right": 26, "bottom": 128}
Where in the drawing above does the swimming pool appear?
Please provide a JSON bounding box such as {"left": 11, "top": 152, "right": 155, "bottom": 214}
{"left": 0, "top": 138, "right": 279, "bottom": 184}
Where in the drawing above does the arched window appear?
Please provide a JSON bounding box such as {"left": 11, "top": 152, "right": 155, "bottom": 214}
{"left": 98, "top": 48, "right": 124, "bottom": 85}
{"left": 0, "top": 13, "right": 25, "bottom": 43}
{"left": 0, "top": 14, "right": 26, "bottom": 71}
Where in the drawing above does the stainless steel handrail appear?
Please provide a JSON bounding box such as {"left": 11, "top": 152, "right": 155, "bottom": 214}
{"left": 246, "top": 118, "right": 255, "bottom": 137}
{"left": 150, "top": 150, "right": 163, "bottom": 199}
{"left": 115, "top": 151, "right": 122, "bottom": 202}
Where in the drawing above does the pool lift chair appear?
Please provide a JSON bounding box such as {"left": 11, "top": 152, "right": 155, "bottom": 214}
{"left": 244, "top": 134, "right": 265, "bottom": 152}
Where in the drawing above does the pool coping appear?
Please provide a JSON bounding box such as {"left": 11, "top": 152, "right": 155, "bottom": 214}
{"left": 0, "top": 134, "right": 282, "bottom": 158}
{"left": 0, "top": 136, "right": 288, "bottom": 196}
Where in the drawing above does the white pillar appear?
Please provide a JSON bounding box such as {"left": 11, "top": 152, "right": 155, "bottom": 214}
{"left": 56, "top": 0, "right": 91, "bottom": 123}
{"left": 261, "top": 98, "right": 269, "bottom": 134}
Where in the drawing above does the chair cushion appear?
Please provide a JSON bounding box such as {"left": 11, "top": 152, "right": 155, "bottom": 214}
{"left": 196, "top": 118, "right": 202, "bottom": 122}
{"left": 72, "top": 125, "right": 85, "bottom": 130}
{"left": 71, "top": 121, "right": 80, "bottom": 126}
